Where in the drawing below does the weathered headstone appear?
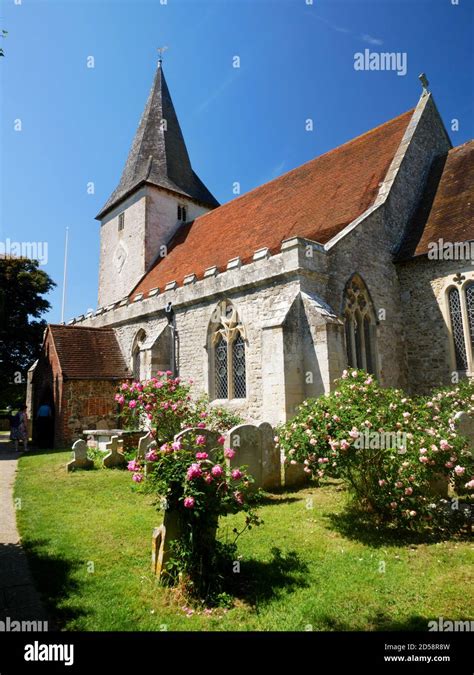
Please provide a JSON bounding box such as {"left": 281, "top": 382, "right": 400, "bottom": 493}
{"left": 454, "top": 411, "right": 474, "bottom": 456}
{"left": 284, "top": 457, "right": 307, "bottom": 488}
{"left": 137, "top": 431, "right": 156, "bottom": 460}
{"left": 151, "top": 509, "right": 182, "bottom": 580}
{"left": 103, "top": 435, "right": 127, "bottom": 468}
{"left": 225, "top": 424, "right": 262, "bottom": 490}
{"left": 67, "top": 439, "right": 94, "bottom": 472}
{"left": 259, "top": 422, "right": 281, "bottom": 490}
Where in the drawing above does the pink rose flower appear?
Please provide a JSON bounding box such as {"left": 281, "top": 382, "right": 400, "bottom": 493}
{"left": 204, "top": 474, "right": 213, "bottom": 484}
{"left": 378, "top": 479, "right": 386, "bottom": 487}
{"left": 419, "top": 456, "right": 429, "bottom": 464}
{"left": 234, "top": 491, "right": 244, "bottom": 505}
{"left": 132, "top": 473, "right": 144, "bottom": 483}
{"left": 439, "top": 439, "right": 450, "bottom": 450}
{"left": 404, "top": 487, "right": 413, "bottom": 495}
{"left": 445, "top": 461, "right": 453, "bottom": 469}
{"left": 183, "top": 496, "right": 195, "bottom": 509}
{"left": 454, "top": 465, "right": 465, "bottom": 476}
{"left": 195, "top": 435, "right": 206, "bottom": 446}
{"left": 145, "top": 449, "right": 158, "bottom": 462}
{"left": 121, "top": 383, "right": 129, "bottom": 391}
{"left": 172, "top": 441, "right": 182, "bottom": 451}
{"left": 211, "top": 465, "right": 223, "bottom": 478}
{"left": 196, "top": 452, "right": 208, "bottom": 460}
{"left": 395, "top": 481, "right": 403, "bottom": 489}
{"left": 224, "top": 448, "right": 236, "bottom": 459}
{"left": 186, "top": 463, "right": 202, "bottom": 480}
{"left": 231, "top": 469, "right": 243, "bottom": 480}
{"left": 340, "top": 439, "right": 350, "bottom": 450}
{"left": 218, "top": 435, "right": 226, "bottom": 445}
{"left": 127, "top": 460, "right": 140, "bottom": 472}
{"left": 128, "top": 400, "right": 137, "bottom": 409}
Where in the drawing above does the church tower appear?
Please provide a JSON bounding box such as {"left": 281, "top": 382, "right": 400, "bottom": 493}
{"left": 96, "top": 59, "right": 219, "bottom": 307}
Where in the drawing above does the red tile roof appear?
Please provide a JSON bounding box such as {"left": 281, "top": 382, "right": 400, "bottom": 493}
{"left": 132, "top": 108, "right": 414, "bottom": 297}
{"left": 49, "top": 325, "right": 130, "bottom": 379}
{"left": 397, "top": 140, "right": 474, "bottom": 259}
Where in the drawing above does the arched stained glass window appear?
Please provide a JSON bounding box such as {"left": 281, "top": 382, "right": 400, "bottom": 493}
{"left": 343, "top": 276, "right": 377, "bottom": 375}
{"left": 232, "top": 334, "right": 246, "bottom": 399}
{"left": 210, "top": 301, "right": 247, "bottom": 400}
{"left": 214, "top": 335, "right": 228, "bottom": 399}
{"left": 364, "top": 315, "right": 374, "bottom": 375}
{"left": 448, "top": 287, "right": 468, "bottom": 371}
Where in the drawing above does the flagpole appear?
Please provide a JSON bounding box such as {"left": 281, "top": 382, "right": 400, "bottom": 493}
{"left": 61, "top": 227, "right": 69, "bottom": 324}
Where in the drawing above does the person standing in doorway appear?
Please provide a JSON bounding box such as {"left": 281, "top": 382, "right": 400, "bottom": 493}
{"left": 36, "top": 402, "right": 53, "bottom": 448}
{"left": 11, "top": 405, "right": 28, "bottom": 453}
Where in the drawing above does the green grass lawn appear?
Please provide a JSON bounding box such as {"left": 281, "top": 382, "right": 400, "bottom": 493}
{"left": 14, "top": 449, "right": 473, "bottom": 631}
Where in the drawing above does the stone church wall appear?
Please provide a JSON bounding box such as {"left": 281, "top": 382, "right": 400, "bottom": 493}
{"left": 397, "top": 257, "right": 473, "bottom": 393}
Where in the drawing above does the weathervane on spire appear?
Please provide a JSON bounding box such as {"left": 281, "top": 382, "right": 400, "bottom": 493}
{"left": 418, "top": 72, "right": 430, "bottom": 95}
{"left": 157, "top": 46, "right": 168, "bottom": 65}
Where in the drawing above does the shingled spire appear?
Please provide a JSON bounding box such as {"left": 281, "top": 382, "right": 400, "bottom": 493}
{"left": 96, "top": 62, "right": 219, "bottom": 220}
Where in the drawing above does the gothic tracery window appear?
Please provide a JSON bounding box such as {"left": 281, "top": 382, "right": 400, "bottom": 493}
{"left": 447, "top": 281, "right": 474, "bottom": 372}
{"left": 343, "top": 276, "right": 377, "bottom": 374}
{"left": 211, "top": 301, "right": 247, "bottom": 399}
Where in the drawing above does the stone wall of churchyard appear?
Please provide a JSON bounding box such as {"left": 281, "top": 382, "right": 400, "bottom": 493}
{"left": 397, "top": 257, "right": 474, "bottom": 394}
{"left": 57, "top": 379, "right": 121, "bottom": 447}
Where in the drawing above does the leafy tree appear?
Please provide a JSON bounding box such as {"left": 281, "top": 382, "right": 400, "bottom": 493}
{"left": 0, "top": 257, "right": 56, "bottom": 408}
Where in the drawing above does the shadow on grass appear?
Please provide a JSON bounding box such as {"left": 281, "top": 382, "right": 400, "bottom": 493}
{"left": 226, "top": 547, "right": 310, "bottom": 606}
{"left": 21, "top": 538, "right": 88, "bottom": 629}
{"left": 324, "top": 507, "right": 471, "bottom": 548}
{"left": 252, "top": 495, "right": 301, "bottom": 507}
{"left": 320, "top": 612, "right": 430, "bottom": 631}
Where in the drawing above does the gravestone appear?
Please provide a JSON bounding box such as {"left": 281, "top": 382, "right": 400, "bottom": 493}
{"left": 284, "top": 457, "right": 307, "bottom": 488}
{"left": 454, "top": 411, "right": 474, "bottom": 456}
{"left": 226, "top": 424, "right": 262, "bottom": 490}
{"left": 174, "top": 428, "right": 221, "bottom": 461}
{"left": 137, "top": 431, "right": 156, "bottom": 460}
{"left": 151, "top": 509, "right": 182, "bottom": 580}
{"left": 67, "top": 439, "right": 94, "bottom": 472}
{"left": 103, "top": 435, "right": 127, "bottom": 468}
{"left": 260, "top": 422, "right": 281, "bottom": 490}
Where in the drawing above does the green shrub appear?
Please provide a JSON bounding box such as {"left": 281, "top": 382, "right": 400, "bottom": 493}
{"left": 276, "top": 370, "right": 474, "bottom": 531}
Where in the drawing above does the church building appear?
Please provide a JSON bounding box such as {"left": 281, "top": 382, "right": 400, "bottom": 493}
{"left": 29, "top": 61, "right": 474, "bottom": 447}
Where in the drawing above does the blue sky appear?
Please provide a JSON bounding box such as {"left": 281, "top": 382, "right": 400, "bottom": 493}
{"left": 1, "top": 0, "right": 473, "bottom": 323}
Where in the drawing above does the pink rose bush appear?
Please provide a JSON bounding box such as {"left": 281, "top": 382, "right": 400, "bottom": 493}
{"left": 276, "top": 370, "right": 474, "bottom": 531}
{"left": 117, "top": 372, "right": 242, "bottom": 445}
{"left": 126, "top": 426, "right": 261, "bottom": 600}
